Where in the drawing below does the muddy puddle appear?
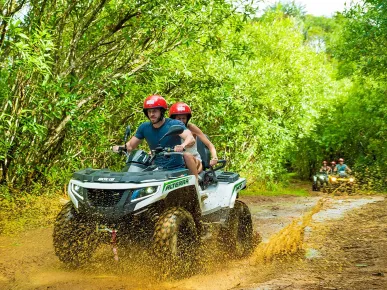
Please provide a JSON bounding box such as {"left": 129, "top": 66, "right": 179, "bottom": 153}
{"left": 0, "top": 195, "right": 384, "bottom": 290}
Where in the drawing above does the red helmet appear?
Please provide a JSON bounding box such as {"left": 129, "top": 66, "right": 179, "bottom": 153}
{"left": 331, "top": 161, "right": 336, "bottom": 165}
{"left": 338, "top": 158, "right": 344, "bottom": 162}
{"left": 143, "top": 95, "right": 167, "bottom": 118}
{"left": 169, "top": 102, "right": 192, "bottom": 123}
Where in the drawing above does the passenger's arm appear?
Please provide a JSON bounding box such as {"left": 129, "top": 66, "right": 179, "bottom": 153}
{"left": 175, "top": 129, "right": 195, "bottom": 152}
{"left": 346, "top": 166, "right": 352, "bottom": 173}
{"left": 189, "top": 124, "right": 218, "bottom": 166}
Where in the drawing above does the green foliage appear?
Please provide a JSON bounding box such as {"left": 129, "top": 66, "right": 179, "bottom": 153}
{"left": 0, "top": 0, "right": 235, "bottom": 186}
{"left": 333, "top": 0, "right": 387, "bottom": 77}
{"left": 6, "top": 0, "right": 384, "bottom": 195}
{"left": 242, "top": 174, "right": 309, "bottom": 196}
{"left": 292, "top": 0, "right": 387, "bottom": 191}
{"left": 143, "top": 13, "right": 335, "bottom": 182}
{"left": 0, "top": 1, "right": 337, "bottom": 190}
{"left": 264, "top": 1, "right": 306, "bottom": 20}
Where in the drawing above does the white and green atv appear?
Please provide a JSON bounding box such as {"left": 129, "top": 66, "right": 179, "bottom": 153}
{"left": 53, "top": 125, "right": 254, "bottom": 276}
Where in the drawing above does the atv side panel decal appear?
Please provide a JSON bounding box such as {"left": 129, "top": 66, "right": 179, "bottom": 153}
{"left": 232, "top": 181, "right": 244, "bottom": 194}
{"left": 162, "top": 177, "right": 190, "bottom": 192}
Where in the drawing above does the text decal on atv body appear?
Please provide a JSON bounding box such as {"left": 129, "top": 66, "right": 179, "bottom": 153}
{"left": 163, "top": 177, "right": 189, "bottom": 192}
{"left": 233, "top": 181, "right": 244, "bottom": 194}
{"left": 97, "top": 177, "right": 115, "bottom": 182}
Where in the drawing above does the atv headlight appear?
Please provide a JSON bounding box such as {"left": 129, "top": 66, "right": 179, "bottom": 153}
{"left": 70, "top": 183, "right": 84, "bottom": 200}
{"left": 319, "top": 176, "right": 325, "bottom": 180}
{"left": 131, "top": 186, "right": 158, "bottom": 201}
{"left": 349, "top": 177, "right": 354, "bottom": 182}
{"left": 331, "top": 177, "right": 337, "bottom": 182}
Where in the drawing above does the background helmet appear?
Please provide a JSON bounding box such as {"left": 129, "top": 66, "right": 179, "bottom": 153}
{"left": 338, "top": 158, "right": 344, "bottom": 162}
{"left": 143, "top": 95, "right": 167, "bottom": 119}
{"left": 322, "top": 160, "right": 327, "bottom": 164}
{"left": 331, "top": 161, "right": 336, "bottom": 166}
{"left": 169, "top": 102, "right": 192, "bottom": 123}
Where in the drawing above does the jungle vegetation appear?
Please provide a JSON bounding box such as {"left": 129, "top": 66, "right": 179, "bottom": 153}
{"left": 0, "top": 0, "right": 386, "bottom": 195}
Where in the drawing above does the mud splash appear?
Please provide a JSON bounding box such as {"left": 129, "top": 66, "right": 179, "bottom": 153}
{"left": 253, "top": 199, "right": 324, "bottom": 262}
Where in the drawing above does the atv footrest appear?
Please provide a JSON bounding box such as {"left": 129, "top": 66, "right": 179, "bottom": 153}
{"left": 217, "top": 172, "right": 240, "bottom": 183}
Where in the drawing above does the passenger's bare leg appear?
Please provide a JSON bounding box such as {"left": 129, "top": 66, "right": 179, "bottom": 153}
{"left": 183, "top": 153, "right": 199, "bottom": 180}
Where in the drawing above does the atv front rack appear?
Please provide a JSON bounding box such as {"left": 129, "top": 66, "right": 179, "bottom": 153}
{"left": 217, "top": 172, "right": 240, "bottom": 183}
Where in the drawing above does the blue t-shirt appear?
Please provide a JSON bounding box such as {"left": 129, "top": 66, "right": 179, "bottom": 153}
{"left": 135, "top": 118, "right": 186, "bottom": 170}
{"left": 336, "top": 164, "right": 347, "bottom": 172}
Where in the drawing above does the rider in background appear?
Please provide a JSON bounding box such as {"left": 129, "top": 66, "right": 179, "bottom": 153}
{"left": 319, "top": 161, "right": 331, "bottom": 173}
{"left": 169, "top": 102, "right": 218, "bottom": 173}
{"left": 334, "top": 158, "right": 352, "bottom": 177}
{"left": 331, "top": 161, "right": 336, "bottom": 171}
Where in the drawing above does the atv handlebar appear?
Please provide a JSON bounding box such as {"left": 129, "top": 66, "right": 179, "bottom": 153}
{"left": 210, "top": 159, "right": 226, "bottom": 171}
{"left": 111, "top": 145, "right": 130, "bottom": 157}
{"left": 148, "top": 147, "right": 185, "bottom": 164}
{"left": 118, "top": 146, "right": 127, "bottom": 152}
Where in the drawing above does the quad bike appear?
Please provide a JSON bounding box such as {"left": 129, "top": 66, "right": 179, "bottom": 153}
{"left": 327, "top": 172, "right": 356, "bottom": 194}
{"left": 312, "top": 172, "right": 329, "bottom": 191}
{"left": 53, "top": 125, "right": 254, "bottom": 277}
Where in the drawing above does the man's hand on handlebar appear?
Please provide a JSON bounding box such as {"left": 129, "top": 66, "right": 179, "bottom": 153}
{"left": 112, "top": 145, "right": 126, "bottom": 153}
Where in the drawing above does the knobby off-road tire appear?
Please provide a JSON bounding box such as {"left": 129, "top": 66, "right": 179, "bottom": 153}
{"left": 220, "top": 200, "right": 254, "bottom": 258}
{"left": 316, "top": 179, "right": 324, "bottom": 191}
{"left": 152, "top": 207, "right": 198, "bottom": 278}
{"left": 53, "top": 202, "right": 100, "bottom": 267}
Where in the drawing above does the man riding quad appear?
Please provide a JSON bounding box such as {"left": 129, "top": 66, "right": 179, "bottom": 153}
{"left": 329, "top": 158, "right": 355, "bottom": 193}
{"left": 334, "top": 158, "right": 352, "bottom": 177}
{"left": 53, "top": 94, "right": 255, "bottom": 276}
{"left": 312, "top": 161, "right": 331, "bottom": 191}
{"left": 113, "top": 95, "right": 199, "bottom": 179}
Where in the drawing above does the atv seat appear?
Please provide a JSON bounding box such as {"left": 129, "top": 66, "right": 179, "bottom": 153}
{"left": 196, "top": 136, "right": 226, "bottom": 190}
{"left": 196, "top": 136, "right": 211, "bottom": 170}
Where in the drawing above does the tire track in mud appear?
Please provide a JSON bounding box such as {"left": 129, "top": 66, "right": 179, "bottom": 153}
{"left": 0, "top": 195, "right": 381, "bottom": 290}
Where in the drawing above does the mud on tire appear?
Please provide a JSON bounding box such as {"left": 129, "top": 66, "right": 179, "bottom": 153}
{"left": 53, "top": 202, "right": 99, "bottom": 267}
{"left": 152, "top": 207, "right": 198, "bottom": 278}
{"left": 219, "top": 200, "right": 254, "bottom": 258}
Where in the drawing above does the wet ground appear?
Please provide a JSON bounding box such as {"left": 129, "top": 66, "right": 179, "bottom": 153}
{"left": 0, "top": 194, "right": 386, "bottom": 289}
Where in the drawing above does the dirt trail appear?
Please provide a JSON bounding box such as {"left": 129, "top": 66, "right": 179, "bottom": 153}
{"left": 0, "top": 194, "right": 385, "bottom": 290}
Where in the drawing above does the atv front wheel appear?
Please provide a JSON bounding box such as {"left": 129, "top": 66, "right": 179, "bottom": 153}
{"left": 53, "top": 202, "right": 99, "bottom": 267}
{"left": 220, "top": 200, "right": 254, "bottom": 258}
{"left": 152, "top": 207, "right": 198, "bottom": 278}
{"left": 316, "top": 180, "right": 322, "bottom": 191}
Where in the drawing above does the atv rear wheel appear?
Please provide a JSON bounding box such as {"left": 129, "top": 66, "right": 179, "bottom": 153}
{"left": 220, "top": 200, "right": 254, "bottom": 258}
{"left": 53, "top": 202, "right": 99, "bottom": 267}
{"left": 152, "top": 207, "right": 198, "bottom": 278}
